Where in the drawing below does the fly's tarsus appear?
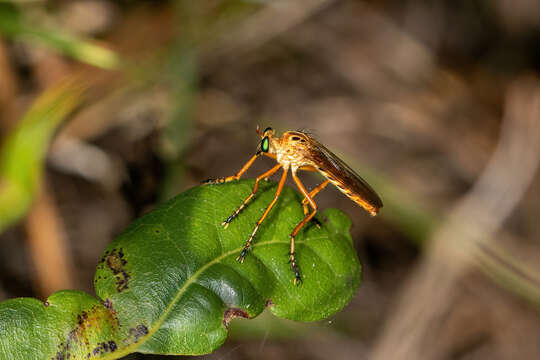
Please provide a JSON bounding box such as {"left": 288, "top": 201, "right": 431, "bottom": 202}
{"left": 236, "top": 247, "right": 250, "bottom": 263}
{"left": 202, "top": 177, "right": 226, "bottom": 185}
{"left": 290, "top": 255, "right": 302, "bottom": 286}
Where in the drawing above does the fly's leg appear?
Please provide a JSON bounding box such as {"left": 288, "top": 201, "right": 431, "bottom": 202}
{"left": 203, "top": 154, "right": 258, "bottom": 185}
{"left": 289, "top": 172, "right": 318, "bottom": 285}
{"left": 237, "top": 168, "right": 288, "bottom": 263}
{"left": 222, "top": 164, "right": 281, "bottom": 228}
{"left": 301, "top": 180, "right": 329, "bottom": 228}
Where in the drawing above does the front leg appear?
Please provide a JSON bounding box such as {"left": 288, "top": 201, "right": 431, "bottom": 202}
{"left": 203, "top": 154, "right": 259, "bottom": 185}
{"left": 202, "top": 175, "right": 238, "bottom": 185}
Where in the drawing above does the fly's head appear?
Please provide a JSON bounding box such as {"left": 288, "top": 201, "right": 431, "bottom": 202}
{"left": 256, "top": 126, "right": 278, "bottom": 156}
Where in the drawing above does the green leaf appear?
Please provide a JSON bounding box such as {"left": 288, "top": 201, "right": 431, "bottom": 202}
{"left": 0, "top": 79, "right": 86, "bottom": 233}
{"left": 0, "top": 180, "right": 361, "bottom": 359}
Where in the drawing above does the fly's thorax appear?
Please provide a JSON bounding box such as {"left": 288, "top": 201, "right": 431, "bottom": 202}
{"left": 274, "top": 131, "right": 314, "bottom": 169}
{"left": 274, "top": 140, "right": 290, "bottom": 167}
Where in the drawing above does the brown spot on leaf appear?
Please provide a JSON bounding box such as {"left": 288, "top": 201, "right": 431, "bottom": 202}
{"left": 52, "top": 350, "right": 65, "bottom": 360}
{"left": 102, "top": 248, "right": 131, "bottom": 292}
{"left": 108, "top": 341, "right": 117, "bottom": 352}
{"left": 91, "top": 341, "right": 117, "bottom": 357}
{"left": 52, "top": 304, "right": 119, "bottom": 359}
{"left": 102, "top": 299, "right": 120, "bottom": 327}
{"left": 223, "top": 308, "right": 249, "bottom": 329}
{"left": 103, "top": 298, "right": 112, "bottom": 309}
{"left": 123, "top": 324, "right": 149, "bottom": 345}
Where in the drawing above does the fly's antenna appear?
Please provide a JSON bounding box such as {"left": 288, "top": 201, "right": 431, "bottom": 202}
{"left": 256, "top": 125, "right": 263, "bottom": 137}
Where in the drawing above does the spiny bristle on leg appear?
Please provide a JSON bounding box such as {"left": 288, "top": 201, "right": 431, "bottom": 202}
{"left": 236, "top": 248, "right": 248, "bottom": 263}
{"left": 291, "top": 259, "right": 302, "bottom": 286}
{"left": 222, "top": 214, "right": 235, "bottom": 228}
{"left": 236, "top": 225, "right": 259, "bottom": 263}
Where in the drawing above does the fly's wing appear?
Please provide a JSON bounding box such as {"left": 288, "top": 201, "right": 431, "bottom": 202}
{"left": 307, "top": 138, "right": 383, "bottom": 216}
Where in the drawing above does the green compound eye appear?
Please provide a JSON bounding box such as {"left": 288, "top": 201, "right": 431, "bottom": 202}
{"left": 261, "top": 137, "right": 269, "bottom": 152}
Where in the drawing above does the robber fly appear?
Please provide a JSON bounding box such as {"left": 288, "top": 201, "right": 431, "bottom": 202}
{"left": 205, "top": 126, "right": 383, "bottom": 285}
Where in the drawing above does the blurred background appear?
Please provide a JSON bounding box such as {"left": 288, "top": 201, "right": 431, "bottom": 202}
{"left": 1, "top": 0, "right": 540, "bottom": 359}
